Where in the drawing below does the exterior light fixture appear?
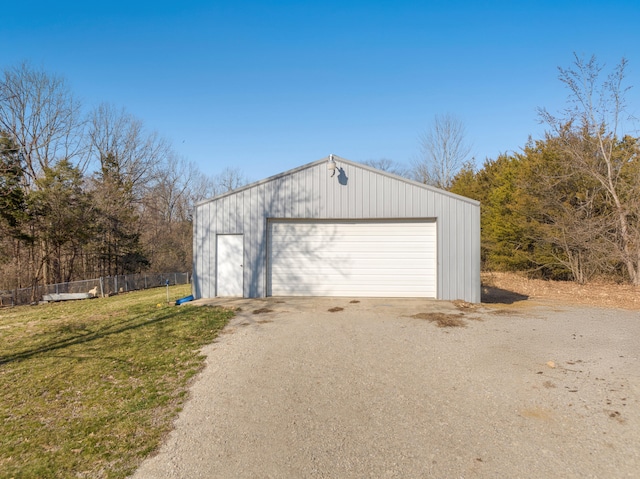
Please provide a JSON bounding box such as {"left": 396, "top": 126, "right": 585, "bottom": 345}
{"left": 328, "top": 154, "right": 337, "bottom": 177}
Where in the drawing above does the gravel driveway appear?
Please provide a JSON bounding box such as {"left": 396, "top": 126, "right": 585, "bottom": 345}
{"left": 132, "top": 297, "right": 640, "bottom": 478}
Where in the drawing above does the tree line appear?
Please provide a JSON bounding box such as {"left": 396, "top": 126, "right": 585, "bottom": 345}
{"left": 450, "top": 56, "right": 639, "bottom": 285}
{"left": 365, "top": 55, "right": 639, "bottom": 285}
{"left": 2, "top": 55, "right": 638, "bottom": 293}
{"left": 0, "top": 63, "right": 247, "bottom": 296}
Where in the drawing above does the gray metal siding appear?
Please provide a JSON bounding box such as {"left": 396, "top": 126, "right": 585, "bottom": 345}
{"left": 193, "top": 157, "right": 481, "bottom": 302}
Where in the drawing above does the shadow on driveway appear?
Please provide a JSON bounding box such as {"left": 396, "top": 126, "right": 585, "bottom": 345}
{"left": 481, "top": 285, "right": 529, "bottom": 304}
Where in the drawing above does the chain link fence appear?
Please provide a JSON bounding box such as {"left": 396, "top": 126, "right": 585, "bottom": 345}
{"left": 0, "top": 272, "right": 190, "bottom": 307}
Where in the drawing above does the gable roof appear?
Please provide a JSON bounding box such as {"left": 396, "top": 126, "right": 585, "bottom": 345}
{"left": 196, "top": 155, "right": 480, "bottom": 208}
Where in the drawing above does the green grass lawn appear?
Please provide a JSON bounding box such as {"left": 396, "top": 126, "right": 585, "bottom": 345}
{"left": 0, "top": 285, "right": 234, "bottom": 479}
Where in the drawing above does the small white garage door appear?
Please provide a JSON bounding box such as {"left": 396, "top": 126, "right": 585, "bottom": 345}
{"left": 268, "top": 220, "right": 437, "bottom": 297}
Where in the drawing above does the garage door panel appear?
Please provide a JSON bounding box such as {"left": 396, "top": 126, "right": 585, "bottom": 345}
{"left": 272, "top": 251, "right": 435, "bottom": 261}
{"left": 274, "top": 281, "right": 436, "bottom": 288}
{"left": 272, "top": 260, "right": 432, "bottom": 279}
{"left": 275, "top": 285, "right": 435, "bottom": 297}
{"left": 272, "top": 235, "right": 436, "bottom": 244}
{"left": 272, "top": 239, "right": 436, "bottom": 250}
{"left": 272, "top": 246, "right": 435, "bottom": 258}
{"left": 272, "top": 223, "right": 430, "bottom": 233}
{"left": 271, "top": 256, "right": 435, "bottom": 266}
{"left": 278, "top": 281, "right": 436, "bottom": 289}
{"left": 271, "top": 271, "right": 435, "bottom": 282}
{"left": 274, "top": 251, "right": 436, "bottom": 268}
{"left": 269, "top": 220, "right": 437, "bottom": 298}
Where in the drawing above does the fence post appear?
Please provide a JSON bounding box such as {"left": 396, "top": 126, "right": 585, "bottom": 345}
{"left": 99, "top": 277, "right": 104, "bottom": 298}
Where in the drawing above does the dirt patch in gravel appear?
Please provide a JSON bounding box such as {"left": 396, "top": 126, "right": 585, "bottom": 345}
{"left": 452, "top": 299, "right": 479, "bottom": 310}
{"left": 410, "top": 312, "right": 467, "bottom": 327}
{"left": 482, "top": 271, "right": 640, "bottom": 309}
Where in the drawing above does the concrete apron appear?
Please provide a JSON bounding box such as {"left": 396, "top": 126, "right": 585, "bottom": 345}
{"left": 188, "top": 296, "right": 471, "bottom": 320}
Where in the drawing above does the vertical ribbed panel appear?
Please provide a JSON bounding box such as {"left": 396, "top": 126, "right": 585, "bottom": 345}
{"left": 192, "top": 205, "right": 200, "bottom": 298}
{"left": 193, "top": 158, "right": 481, "bottom": 302}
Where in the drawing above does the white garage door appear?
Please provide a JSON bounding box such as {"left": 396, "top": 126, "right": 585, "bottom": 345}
{"left": 268, "top": 220, "right": 437, "bottom": 297}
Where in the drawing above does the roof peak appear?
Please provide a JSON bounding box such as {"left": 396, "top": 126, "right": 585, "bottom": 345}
{"left": 195, "top": 155, "right": 479, "bottom": 207}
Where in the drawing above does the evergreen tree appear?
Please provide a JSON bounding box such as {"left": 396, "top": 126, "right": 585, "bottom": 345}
{"left": 29, "top": 159, "right": 95, "bottom": 283}
{"left": 91, "top": 153, "right": 148, "bottom": 276}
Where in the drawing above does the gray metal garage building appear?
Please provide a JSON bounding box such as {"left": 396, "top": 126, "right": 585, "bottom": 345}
{"left": 193, "top": 156, "right": 481, "bottom": 303}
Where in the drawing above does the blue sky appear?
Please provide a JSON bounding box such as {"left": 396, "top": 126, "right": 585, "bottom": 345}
{"left": 3, "top": 0, "right": 639, "bottom": 181}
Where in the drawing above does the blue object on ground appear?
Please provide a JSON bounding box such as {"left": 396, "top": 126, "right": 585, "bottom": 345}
{"left": 175, "top": 295, "right": 194, "bottom": 305}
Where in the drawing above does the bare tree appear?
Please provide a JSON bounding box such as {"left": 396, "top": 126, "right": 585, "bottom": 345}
{"left": 145, "top": 154, "right": 199, "bottom": 224}
{"left": 189, "top": 173, "right": 218, "bottom": 205}
{"left": 88, "top": 103, "right": 170, "bottom": 201}
{"left": 87, "top": 104, "right": 172, "bottom": 276}
{"left": 0, "top": 62, "right": 85, "bottom": 183}
{"left": 516, "top": 137, "right": 614, "bottom": 283}
{"left": 539, "top": 54, "right": 640, "bottom": 285}
{"left": 412, "top": 113, "right": 472, "bottom": 189}
{"left": 0, "top": 63, "right": 86, "bottom": 291}
{"left": 212, "top": 167, "right": 248, "bottom": 196}
{"left": 138, "top": 154, "right": 195, "bottom": 272}
{"left": 361, "top": 158, "right": 409, "bottom": 177}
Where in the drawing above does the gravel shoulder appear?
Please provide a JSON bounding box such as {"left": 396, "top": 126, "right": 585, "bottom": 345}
{"left": 132, "top": 297, "right": 640, "bottom": 478}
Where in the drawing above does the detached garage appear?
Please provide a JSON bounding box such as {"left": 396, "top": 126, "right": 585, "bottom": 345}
{"left": 193, "top": 156, "right": 480, "bottom": 303}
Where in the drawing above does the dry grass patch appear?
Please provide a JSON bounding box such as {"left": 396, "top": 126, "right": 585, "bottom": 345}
{"left": 488, "top": 309, "right": 521, "bottom": 316}
{"left": 0, "top": 285, "right": 234, "bottom": 479}
{"left": 482, "top": 272, "right": 640, "bottom": 310}
{"left": 252, "top": 308, "right": 274, "bottom": 314}
{"left": 452, "top": 300, "right": 477, "bottom": 310}
{"left": 411, "top": 312, "right": 467, "bottom": 328}
{"left": 328, "top": 307, "right": 344, "bottom": 312}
